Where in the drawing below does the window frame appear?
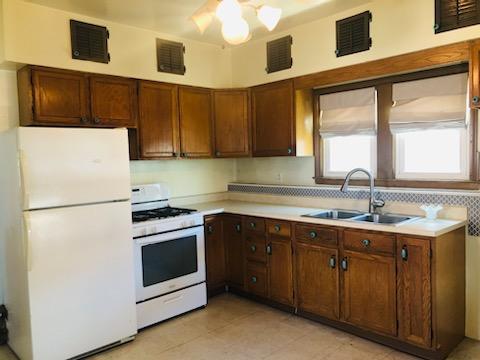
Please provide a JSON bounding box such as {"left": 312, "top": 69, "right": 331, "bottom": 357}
{"left": 313, "top": 63, "right": 480, "bottom": 190}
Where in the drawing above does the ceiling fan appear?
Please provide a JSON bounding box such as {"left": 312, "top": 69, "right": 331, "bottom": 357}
{"left": 190, "top": 0, "right": 284, "bottom": 45}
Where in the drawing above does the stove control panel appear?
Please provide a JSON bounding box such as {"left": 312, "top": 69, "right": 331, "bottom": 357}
{"left": 132, "top": 214, "right": 204, "bottom": 238}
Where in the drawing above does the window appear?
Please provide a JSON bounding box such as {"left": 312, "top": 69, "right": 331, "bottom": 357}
{"left": 323, "top": 135, "right": 376, "bottom": 178}
{"left": 395, "top": 128, "right": 469, "bottom": 180}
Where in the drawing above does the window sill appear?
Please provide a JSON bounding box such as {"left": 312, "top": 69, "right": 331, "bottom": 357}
{"left": 314, "top": 177, "right": 480, "bottom": 190}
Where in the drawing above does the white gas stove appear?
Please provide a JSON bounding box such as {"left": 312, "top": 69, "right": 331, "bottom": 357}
{"left": 131, "top": 184, "right": 207, "bottom": 330}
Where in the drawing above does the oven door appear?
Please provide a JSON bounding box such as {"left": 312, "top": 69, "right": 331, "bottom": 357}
{"left": 134, "top": 225, "right": 205, "bottom": 302}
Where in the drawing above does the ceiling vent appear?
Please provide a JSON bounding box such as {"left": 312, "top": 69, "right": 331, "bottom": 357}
{"left": 266, "top": 35, "right": 293, "bottom": 74}
{"left": 70, "top": 20, "right": 110, "bottom": 63}
{"left": 335, "top": 11, "right": 372, "bottom": 57}
{"left": 156, "top": 39, "right": 186, "bottom": 75}
{"left": 435, "top": 0, "right": 480, "bottom": 33}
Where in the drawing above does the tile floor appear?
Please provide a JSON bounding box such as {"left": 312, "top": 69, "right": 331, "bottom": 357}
{"left": 1, "top": 293, "right": 479, "bottom": 360}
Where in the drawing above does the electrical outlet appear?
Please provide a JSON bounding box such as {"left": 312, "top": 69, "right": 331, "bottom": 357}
{"left": 275, "top": 173, "right": 283, "bottom": 183}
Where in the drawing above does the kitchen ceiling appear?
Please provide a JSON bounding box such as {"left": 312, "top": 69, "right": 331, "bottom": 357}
{"left": 25, "top": 0, "right": 373, "bottom": 46}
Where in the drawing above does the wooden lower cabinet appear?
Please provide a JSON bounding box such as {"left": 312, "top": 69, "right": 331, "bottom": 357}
{"left": 268, "top": 237, "right": 294, "bottom": 306}
{"left": 342, "top": 250, "right": 397, "bottom": 336}
{"left": 296, "top": 243, "right": 339, "bottom": 320}
{"left": 205, "top": 216, "right": 226, "bottom": 295}
{"left": 223, "top": 215, "right": 244, "bottom": 290}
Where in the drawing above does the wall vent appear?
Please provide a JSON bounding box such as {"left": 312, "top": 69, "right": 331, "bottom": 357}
{"left": 435, "top": 0, "right": 480, "bottom": 33}
{"left": 266, "top": 35, "right": 293, "bottom": 74}
{"left": 70, "top": 20, "right": 110, "bottom": 63}
{"left": 335, "top": 11, "right": 372, "bottom": 57}
{"left": 156, "top": 39, "right": 186, "bottom": 75}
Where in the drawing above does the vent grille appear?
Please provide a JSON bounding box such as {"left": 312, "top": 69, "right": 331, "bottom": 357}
{"left": 266, "top": 35, "right": 293, "bottom": 74}
{"left": 156, "top": 39, "right": 186, "bottom": 75}
{"left": 435, "top": 0, "right": 480, "bottom": 33}
{"left": 336, "top": 11, "right": 371, "bottom": 57}
{"left": 70, "top": 20, "right": 110, "bottom": 63}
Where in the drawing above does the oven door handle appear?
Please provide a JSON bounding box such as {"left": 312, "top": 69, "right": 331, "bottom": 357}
{"left": 135, "top": 226, "right": 204, "bottom": 246}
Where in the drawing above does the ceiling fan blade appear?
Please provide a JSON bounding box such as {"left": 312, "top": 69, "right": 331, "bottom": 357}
{"left": 190, "top": 0, "right": 218, "bottom": 34}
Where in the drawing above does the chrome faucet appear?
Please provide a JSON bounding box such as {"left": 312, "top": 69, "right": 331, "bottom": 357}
{"left": 340, "top": 168, "right": 385, "bottom": 214}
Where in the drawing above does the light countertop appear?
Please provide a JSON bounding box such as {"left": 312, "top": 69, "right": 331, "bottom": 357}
{"left": 185, "top": 200, "right": 467, "bottom": 237}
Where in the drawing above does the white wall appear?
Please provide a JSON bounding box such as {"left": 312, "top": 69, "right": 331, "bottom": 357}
{"left": 0, "top": 0, "right": 232, "bottom": 88}
{"left": 230, "top": 0, "right": 480, "bottom": 87}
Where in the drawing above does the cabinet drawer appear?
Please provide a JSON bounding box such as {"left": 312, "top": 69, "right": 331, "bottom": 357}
{"left": 245, "top": 234, "right": 266, "bottom": 263}
{"left": 244, "top": 217, "right": 265, "bottom": 233}
{"left": 295, "top": 224, "right": 338, "bottom": 247}
{"left": 267, "top": 220, "right": 291, "bottom": 238}
{"left": 246, "top": 263, "right": 267, "bottom": 297}
{"left": 344, "top": 230, "right": 395, "bottom": 255}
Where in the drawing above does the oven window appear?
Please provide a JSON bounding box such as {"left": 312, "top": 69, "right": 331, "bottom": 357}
{"left": 142, "top": 236, "right": 198, "bottom": 287}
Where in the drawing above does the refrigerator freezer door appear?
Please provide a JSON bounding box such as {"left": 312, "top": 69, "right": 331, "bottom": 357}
{"left": 25, "top": 201, "right": 137, "bottom": 360}
{"left": 18, "top": 127, "right": 131, "bottom": 210}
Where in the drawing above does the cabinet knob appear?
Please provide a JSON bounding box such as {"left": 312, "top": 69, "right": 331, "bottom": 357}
{"left": 309, "top": 231, "right": 317, "bottom": 239}
{"left": 266, "top": 243, "right": 272, "bottom": 255}
{"left": 250, "top": 244, "right": 256, "bottom": 253}
{"left": 250, "top": 222, "right": 256, "bottom": 229}
{"left": 473, "top": 96, "right": 480, "bottom": 104}
{"left": 251, "top": 276, "right": 257, "bottom": 284}
{"left": 329, "top": 256, "right": 336, "bottom": 269}
{"left": 341, "top": 257, "right": 348, "bottom": 271}
{"left": 215, "top": 151, "right": 221, "bottom": 157}
{"left": 172, "top": 152, "right": 178, "bottom": 157}
{"left": 80, "top": 116, "right": 89, "bottom": 124}
{"left": 235, "top": 224, "right": 241, "bottom": 233}
{"left": 93, "top": 117, "right": 101, "bottom": 124}
{"left": 180, "top": 152, "right": 186, "bottom": 157}
{"left": 207, "top": 225, "right": 213, "bottom": 234}
{"left": 287, "top": 148, "right": 292, "bottom": 155}
{"left": 361, "top": 239, "right": 371, "bottom": 247}
{"left": 274, "top": 225, "right": 281, "bottom": 232}
{"left": 433, "top": 23, "right": 440, "bottom": 31}
{"left": 401, "top": 246, "right": 408, "bottom": 261}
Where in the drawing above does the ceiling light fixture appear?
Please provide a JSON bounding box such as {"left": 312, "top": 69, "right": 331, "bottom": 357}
{"left": 191, "top": 0, "right": 283, "bottom": 45}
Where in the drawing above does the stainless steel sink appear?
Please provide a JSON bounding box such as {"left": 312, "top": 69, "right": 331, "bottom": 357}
{"left": 352, "top": 213, "right": 418, "bottom": 226}
{"left": 303, "top": 209, "right": 364, "bottom": 220}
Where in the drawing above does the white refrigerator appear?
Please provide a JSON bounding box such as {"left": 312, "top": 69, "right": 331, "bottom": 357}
{"left": 0, "top": 127, "right": 137, "bottom": 360}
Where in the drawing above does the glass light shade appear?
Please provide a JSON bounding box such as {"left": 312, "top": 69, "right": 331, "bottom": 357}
{"left": 216, "top": 0, "right": 242, "bottom": 23}
{"left": 257, "top": 5, "right": 282, "bottom": 31}
{"left": 221, "top": 17, "right": 250, "bottom": 45}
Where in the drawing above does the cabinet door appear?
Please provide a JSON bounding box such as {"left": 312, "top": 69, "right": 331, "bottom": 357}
{"left": 397, "top": 237, "right": 432, "bottom": 348}
{"left": 213, "top": 90, "right": 250, "bottom": 157}
{"left": 296, "top": 243, "right": 340, "bottom": 320}
{"left": 138, "top": 81, "right": 179, "bottom": 158}
{"left": 205, "top": 216, "right": 226, "bottom": 293}
{"left": 31, "top": 68, "right": 89, "bottom": 126}
{"left": 470, "top": 40, "right": 480, "bottom": 109}
{"left": 90, "top": 75, "right": 138, "bottom": 128}
{"left": 268, "top": 238, "right": 294, "bottom": 305}
{"left": 246, "top": 262, "right": 268, "bottom": 297}
{"left": 342, "top": 251, "right": 397, "bottom": 336}
{"left": 224, "top": 216, "right": 244, "bottom": 289}
{"left": 251, "top": 80, "right": 295, "bottom": 157}
{"left": 179, "top": 87, "right": 213, "bottom": 158}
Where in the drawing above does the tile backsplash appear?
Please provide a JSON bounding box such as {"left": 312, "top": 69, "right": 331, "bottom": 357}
{"left": 228, "top": 183, "right": 480, "bottom": 236}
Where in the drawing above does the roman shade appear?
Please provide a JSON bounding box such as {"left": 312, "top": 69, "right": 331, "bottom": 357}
{"left": 389, "top": 73, "right": 468, "bottom": 133}
{"left": 319, "top": 87, "right": 377, "bottom": 137}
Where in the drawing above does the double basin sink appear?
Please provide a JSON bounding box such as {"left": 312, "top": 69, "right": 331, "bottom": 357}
{"left": 302, "top": 209, "right": 419, "bottom": 226}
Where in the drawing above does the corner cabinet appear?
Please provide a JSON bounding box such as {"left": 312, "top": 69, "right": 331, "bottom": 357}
{"left": 18, "top": 66, "right": 138, "bottom": 128}
{"left": 470, "top": 40, "right": 480, "bottom": 108}
{"left": 251, "top": 80, "right": 295, "bottom": 156}
{"left": 213, "top": 89, "right": 250, "bottom": 157}
{"left": 178, "top": 86, "right": 213, "bottom": 158}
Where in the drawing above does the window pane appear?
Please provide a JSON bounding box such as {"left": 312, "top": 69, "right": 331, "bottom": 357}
{"left": 395, "top": 128, "right": 468, "bottom": 179}
{"left": 324, "top": 135, "right": 375, "bottom": 177}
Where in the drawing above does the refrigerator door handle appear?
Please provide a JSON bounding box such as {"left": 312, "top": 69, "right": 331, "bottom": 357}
{"left": 23, "top": 213, "right": 33, "bottom": 271}
{"left": 19, "top": 150, "right": 31, "bottom": 208}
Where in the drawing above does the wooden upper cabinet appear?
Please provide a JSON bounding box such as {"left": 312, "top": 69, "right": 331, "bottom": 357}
{"left": 470, "top": 40, "right": 480, "bottom": 109}
{"left": 89, "top": 75, "right": 138, "bottom": 128}
{"left": 18, "top": 67, "right": 90, "bottom": 126}
{"left": 179, "top": 86, "right": 213, "bottom": 158}
{"left": 397, "top": 237, "right": 432, "bottom": 348}
{"left": 138, "top": 81, "right": 179, "bottom": 158}
{"left": 296, "top": 243, "right": 340, "bottom": 320}
{"left": 251, "top": 80, "right": 295, "bottom": 157}
{"left": 213, "top": 90, "right": 250, "bottom": 157}
{"left": 342, "top": 250, "right": 397, "bottom": 337}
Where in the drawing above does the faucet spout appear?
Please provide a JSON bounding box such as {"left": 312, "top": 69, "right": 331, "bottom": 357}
{"left": 340, "top": 168, "right": 384, "bottom": 214}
